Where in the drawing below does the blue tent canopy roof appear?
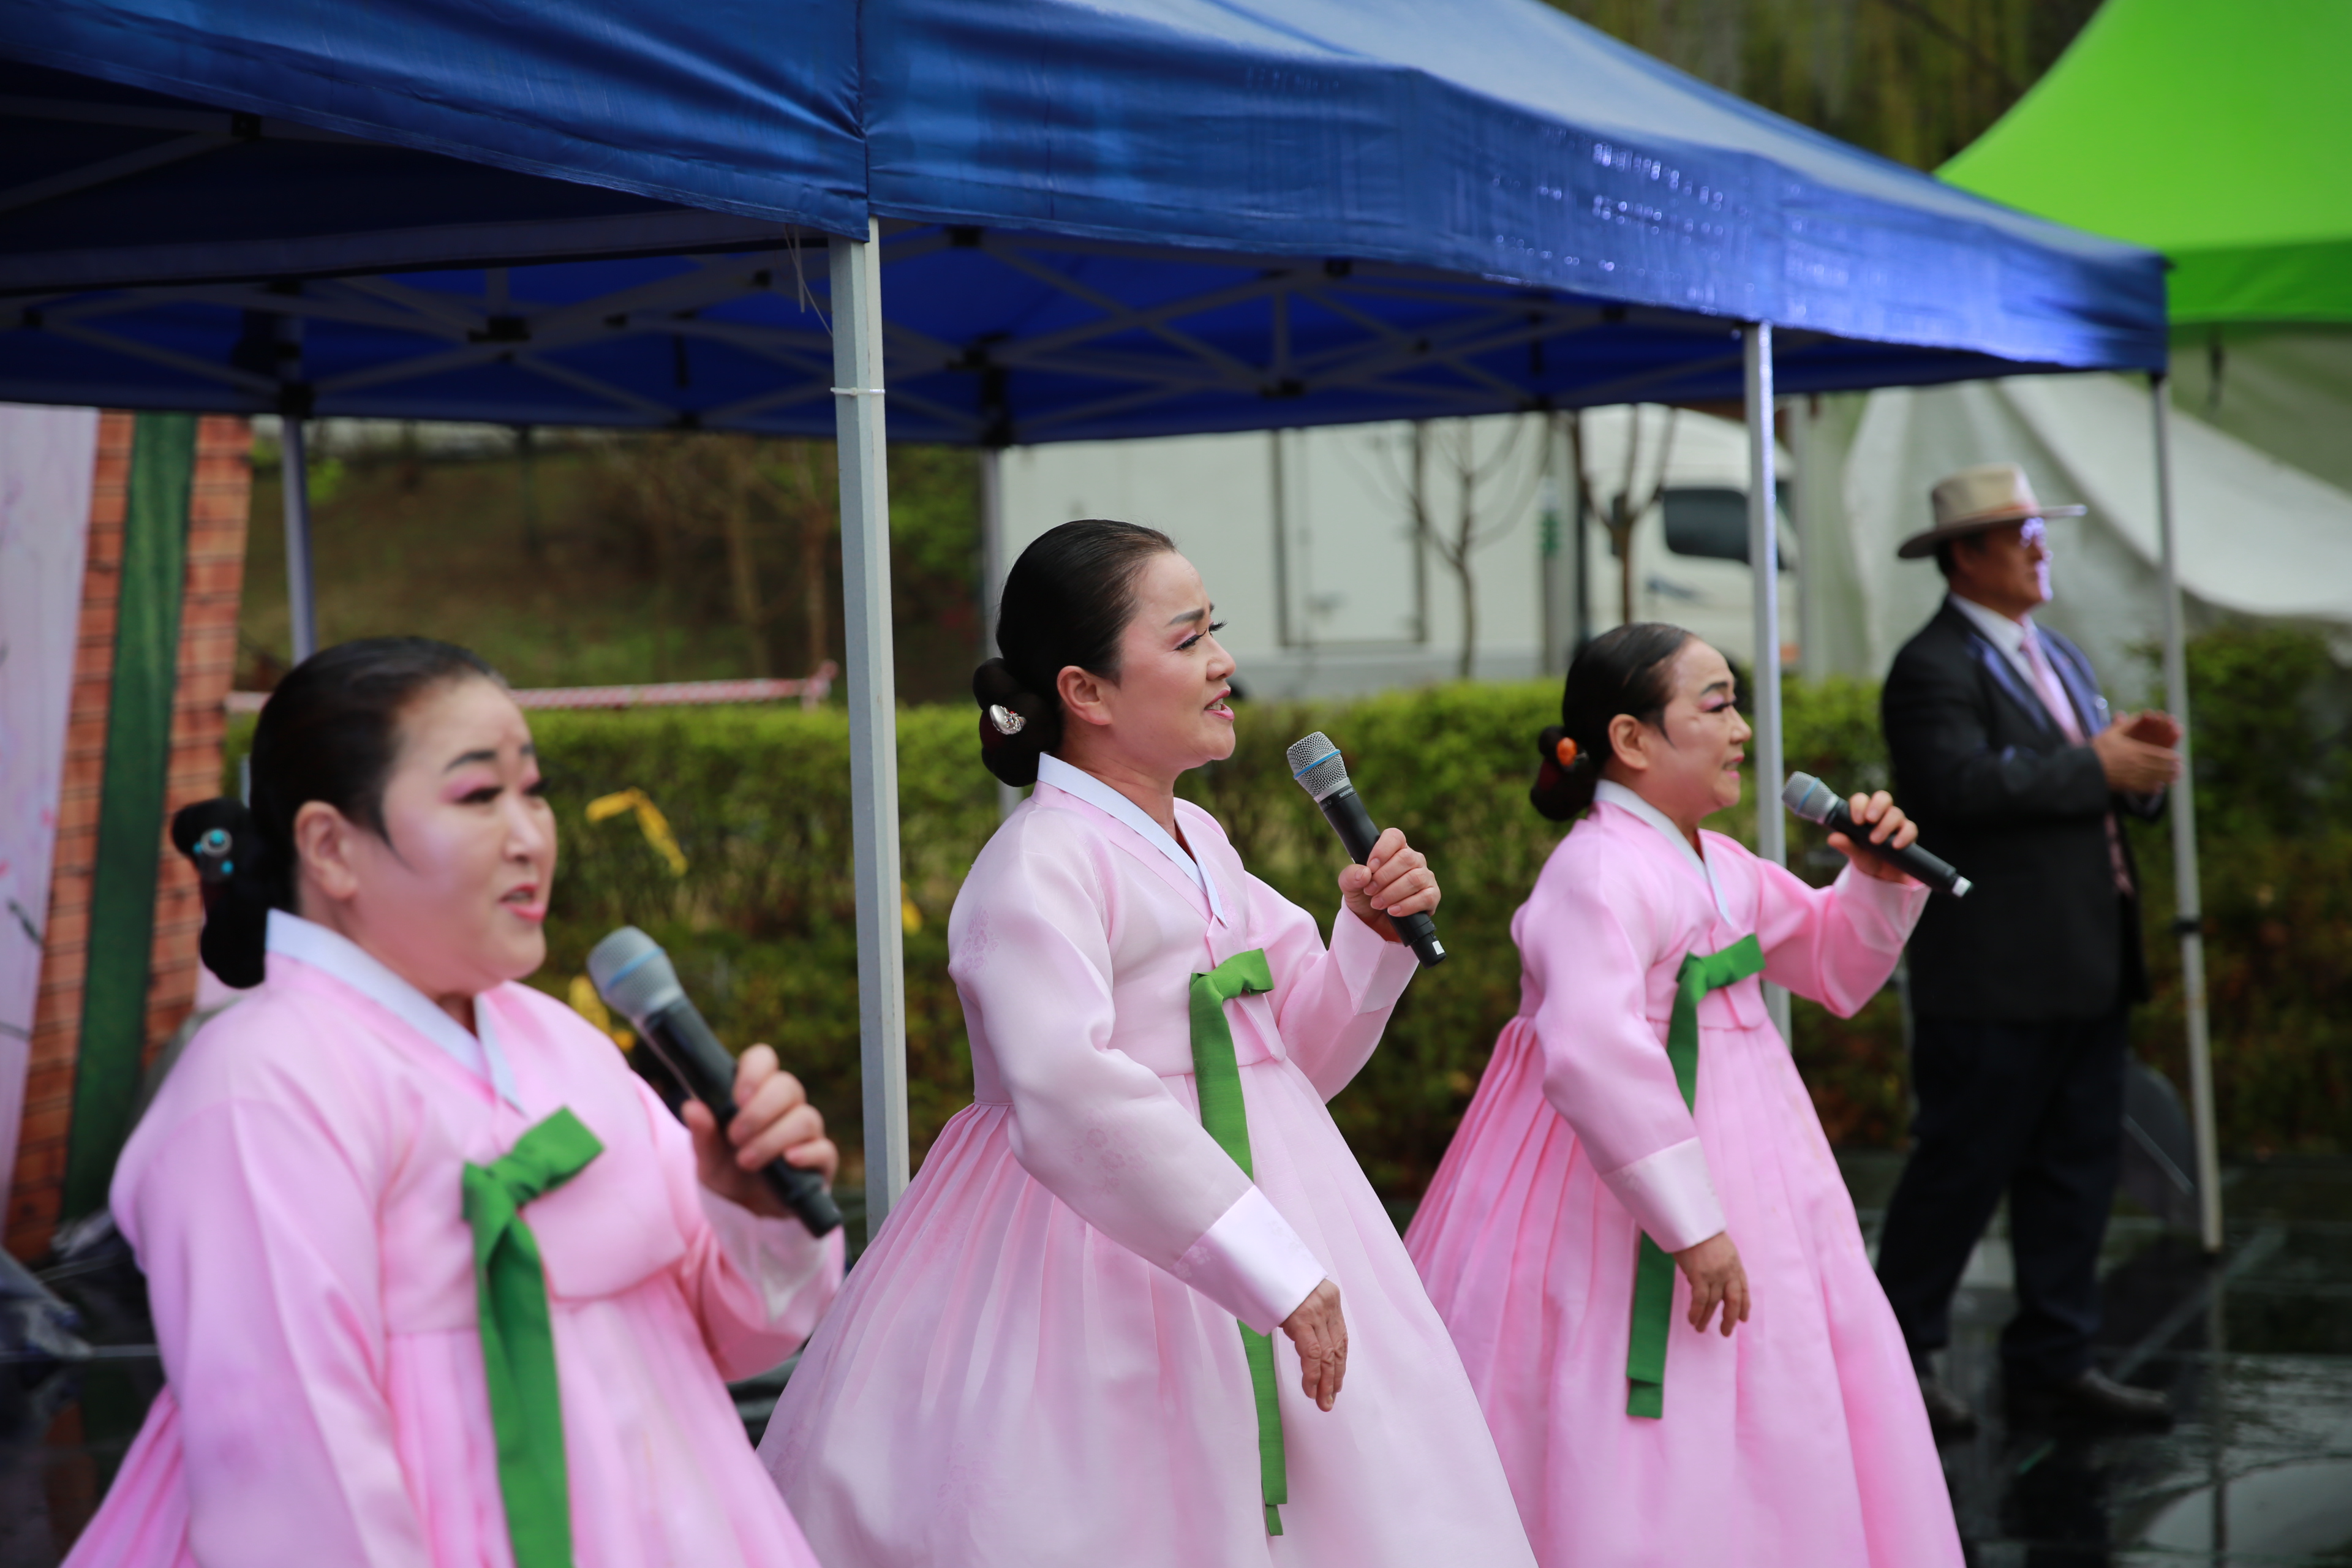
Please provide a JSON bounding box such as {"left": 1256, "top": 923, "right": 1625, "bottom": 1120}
{"left": 865, "top": 0, "right": 2162, "bottom": 369}
{"left": 0, "top": 0, "right": 864, "bottom": 247}
{"left": 0, "top": 0, "right": 2168, "bottom": 441}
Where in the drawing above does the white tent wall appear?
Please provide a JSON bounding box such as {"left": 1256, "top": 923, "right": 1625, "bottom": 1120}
{"left": 1791, "top": 392, "right": 1874, "bottom": 681}
{"left": 2170, "top": 326, "right": 2352, "bottom": 500}
{"left": 1817, "top": 374, "right": 2352, "bottom": 691}
{"left": 997, "top": 407, "right": 1793, "bottom": 699}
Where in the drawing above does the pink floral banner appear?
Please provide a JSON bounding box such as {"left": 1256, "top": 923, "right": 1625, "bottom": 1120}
{"left": 0, "top": 404, "right": 97, "bottom": 1222}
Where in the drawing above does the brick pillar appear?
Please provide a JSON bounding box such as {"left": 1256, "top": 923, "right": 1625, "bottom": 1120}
{"left": 145, "top": 423, "right": 254, "bottom": 1074}
{"left": 6, "top": 415, "right": 250, "bottom": 1259}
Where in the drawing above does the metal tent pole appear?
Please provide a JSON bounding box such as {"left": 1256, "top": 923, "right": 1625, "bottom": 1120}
{"left": 281, "top": 416, "right": 318, "bottom": 663}
{"left": 1745, "top": 326, "right": 1790, "bottom": 1041}
{"left": 1792, "top": 396, "right": 1825, "bottom": 682}
{"left": 1539, "top": 415, "right": 1565, "bottom": 674}
{"left": 830, "top": 221, "right": 910, "bottom": 1230}
{"left": 2152, "top": 371, "right": 2223, "bottom": 1254}
{"left": 980, "top": 444, "right": 1020, "bottom": 817}
{"left": 980, "top": 445, "right": 1005, "bottom": 651}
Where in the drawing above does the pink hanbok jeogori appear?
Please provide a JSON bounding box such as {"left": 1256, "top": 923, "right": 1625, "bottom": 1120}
{"left": 65, "top": 912, "right": 844, "bottom": 1568}
{"left": 760, "top": 763, "right": 1536, "bottom": 1567}
{"left": 1404, "top": 785, "right": 1964, "bottom": 1567}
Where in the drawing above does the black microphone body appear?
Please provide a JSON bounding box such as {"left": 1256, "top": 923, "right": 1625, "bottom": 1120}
{"left": 589, "top": 929, "right": 843, "bottom": 1237}
{"left": 1782, "top": 772, "right": 1971, "bottom": 897}
{"left": 638, "top": 998, "right": 843, "bottom": 1235}
{"left": 1287, "top": 733, "right": 1447, "bottom": 966}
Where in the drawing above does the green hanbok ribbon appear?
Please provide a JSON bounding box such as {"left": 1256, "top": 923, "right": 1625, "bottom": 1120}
{"left": 461, "top": 1107, "right": 606, "bottom": 1568}
{"left": 1625, "top": 933, "right": 1765, "bottom": 1420}
{"left": 1189, "top": 948, "right": 1288, "bottom": 1537}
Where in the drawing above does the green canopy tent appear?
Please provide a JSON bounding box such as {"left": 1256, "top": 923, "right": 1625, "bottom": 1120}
{"left": 1940, "top": 0, "right": 2352, "bottom": 332}
{"left": 1943, "top": 0, "right": 2352, "bottom": 498}
{"left": 1923, "top": 0, "right": 2352, "bottom": 1252}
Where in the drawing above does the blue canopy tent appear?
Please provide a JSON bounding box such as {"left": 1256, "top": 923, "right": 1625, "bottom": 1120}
{"left": 1, "top": 1, "right": 2162, "bottom": 428}
{"left": 0, "top": 0, "right": 2173, "bottom": 1229}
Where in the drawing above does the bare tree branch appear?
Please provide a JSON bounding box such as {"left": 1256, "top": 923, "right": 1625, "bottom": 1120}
{"left": 1871, "top": 0, "right": 2019, "bottom": 96}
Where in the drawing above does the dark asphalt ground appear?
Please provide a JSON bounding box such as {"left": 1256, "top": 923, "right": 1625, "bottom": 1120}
{"left": 6, "top": 1163, "right": 2347, "bottom": 1566}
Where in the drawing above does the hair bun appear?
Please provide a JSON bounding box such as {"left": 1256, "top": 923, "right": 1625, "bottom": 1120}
{"left": 972, "top": 658, "right": 1059, "bottom": 787}
{"left": 171, "top": 798, "right": 271, "bottom": 989}
{"left": 1529, "top": 725, "right": 1596, "bottom": 823}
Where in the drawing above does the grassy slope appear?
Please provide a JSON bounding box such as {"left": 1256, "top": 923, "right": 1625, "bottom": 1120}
{"left": 240, "top": 440, "right": 984, "bottom": 701}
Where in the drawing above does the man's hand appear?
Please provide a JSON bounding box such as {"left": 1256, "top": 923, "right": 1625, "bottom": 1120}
{"left": 2090, "top": 710, "right": 2183, "bottom": 793}
{"left": 1280, "top": 1279, "right": 1349, "bottom": 1411}
{"left": 2120, "top": 709, "right": 2184, "bottom": 749}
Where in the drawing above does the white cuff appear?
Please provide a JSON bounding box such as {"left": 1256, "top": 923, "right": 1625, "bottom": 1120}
{"left": 1331, "top": 903, "right": 1421, "bottom": 1015}
{"left": 698, "top": 1186, "right": 834, "bottom": 1325}
{"left": 1601, "top": 1137, "right": 1725, "bottom": 1253}
{"left": 1170, "top": 1186, "right": 1327, "bottom": 1335}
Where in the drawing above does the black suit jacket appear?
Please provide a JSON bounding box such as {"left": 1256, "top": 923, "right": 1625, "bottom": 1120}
{"left": 1882, "top": 601, "right": 2163, "bottom": 1022}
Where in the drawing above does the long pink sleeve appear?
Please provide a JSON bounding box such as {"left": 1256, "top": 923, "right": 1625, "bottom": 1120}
{"left": 125, "top": 1052, "right": 431, "bottom": 1568}
{"left": 952, "top": 831, "right": 1263, "bottom": 1288}
{"left": 1519, "top": 842, "right": 1727, "bottom": 1250}
{"left": 1248, "top": 874, "right": 1420, "bottom": 1102}
{"left": 1752, "top": 860, "right": 1926, "bottom": 1017}
{"left": 638, "top": 1080, "right": 843, "bottom": 1381}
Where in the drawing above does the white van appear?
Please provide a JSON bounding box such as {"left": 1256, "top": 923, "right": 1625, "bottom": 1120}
{"left": 998, "top": 404, "right": 1795, "bottom": 698}
{"left": 1575, "top": 403, "right": 1798, "bottom": 673}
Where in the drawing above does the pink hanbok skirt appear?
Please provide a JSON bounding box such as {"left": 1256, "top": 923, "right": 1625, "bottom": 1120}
{"left": 761, "top": 1053, "right": 1536, "bottom": 1567}
{"left": 1405, "top": 1012, "right": 1963, "bottom": 1568}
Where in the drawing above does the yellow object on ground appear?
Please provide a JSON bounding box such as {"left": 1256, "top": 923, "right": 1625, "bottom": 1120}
{"left": 586, "top": 788, "right": 688, "bottom": 876}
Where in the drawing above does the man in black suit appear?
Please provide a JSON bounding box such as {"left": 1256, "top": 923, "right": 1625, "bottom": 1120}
{"left": 1875, "top": 463, "right": 2182, "bottom": 1435}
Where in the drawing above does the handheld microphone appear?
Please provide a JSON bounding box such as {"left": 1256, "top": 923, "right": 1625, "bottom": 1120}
{"left": 587, "top": 927, "right": 843, "bottom": 1237}
{"left": 1286, "top": 732, "right": 1447, "bottom": 966}
{"left": 1781, "top": 774, "right": 1972, "bottom": 898}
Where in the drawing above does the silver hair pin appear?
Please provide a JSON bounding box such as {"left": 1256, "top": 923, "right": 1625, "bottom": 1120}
{"left": 988, "top": 704, "right": 1027, "bottom": 736}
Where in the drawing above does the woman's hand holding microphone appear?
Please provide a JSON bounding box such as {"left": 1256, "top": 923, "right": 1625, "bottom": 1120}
{"left": 1340, "top": 827, "right": 1440, "bottom": 942}
{"left": 684, "top": 1045, "right": 839, "bottom": 1221}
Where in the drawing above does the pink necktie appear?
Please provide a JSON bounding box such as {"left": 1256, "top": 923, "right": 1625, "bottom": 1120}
{"left": 2020, "top": 630, "right": 2085, "bottom": 744}
{"left": 2023, "top": 628, "right": 2133, "bottom": 897}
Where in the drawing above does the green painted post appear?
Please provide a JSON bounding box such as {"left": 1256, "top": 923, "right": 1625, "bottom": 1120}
{"left": 61, "top": 413, "right": 197, "bottom": 1220}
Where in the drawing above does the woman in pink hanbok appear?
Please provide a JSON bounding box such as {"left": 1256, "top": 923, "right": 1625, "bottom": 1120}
{"left": 760, "top": 521, "right": 1534, "bottom": 1567}
{"left": 66, "top": 638, "right": 845, "bottom": 1568}
{"left": 1404, "top": 623, "right": 1964, "bottom": 1568}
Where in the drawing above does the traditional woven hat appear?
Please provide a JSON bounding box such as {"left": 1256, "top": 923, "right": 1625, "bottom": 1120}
{"left": 1897, "top": 462, "right": 2085, "bottom": 559}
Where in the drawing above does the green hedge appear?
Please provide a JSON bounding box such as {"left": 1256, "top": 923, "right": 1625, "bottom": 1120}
{"left": 475, "top": 676, "right": 2000, "bottom": 1193}
{"left": 224, "top": 627, "right": 2352, "bottom": 1197}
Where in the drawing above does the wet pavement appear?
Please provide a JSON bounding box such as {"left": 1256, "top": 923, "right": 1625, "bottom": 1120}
{"left": 1845, "top": 1152, "right": 2352, "bottom": 1567}
{"left": 4, "top": 1164, "right": 2347, "bottom": 1565}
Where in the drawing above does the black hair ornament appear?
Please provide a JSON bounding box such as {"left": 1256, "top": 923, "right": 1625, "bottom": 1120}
{"left": 171, "top": 797, "right": 273, "bottom": 989}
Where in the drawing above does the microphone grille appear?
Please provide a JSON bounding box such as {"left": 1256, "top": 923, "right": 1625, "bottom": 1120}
{"left": 1781, "top": 772, "right": 1836, "bottom": 824}
{"left": 1287, "top": 731, "right": 1351, "bottom": 802}
{"left": 587, "top": 925, "right": 685, "bottom": 1025}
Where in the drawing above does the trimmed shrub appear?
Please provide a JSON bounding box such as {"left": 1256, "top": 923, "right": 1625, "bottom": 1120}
{"left": 221, "top": 627, "right": 2352, "bottom": 1198}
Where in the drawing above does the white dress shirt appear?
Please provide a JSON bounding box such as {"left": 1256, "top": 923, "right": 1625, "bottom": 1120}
{"left": 1946, "top": 592, "right": 2045, "bottom": 692}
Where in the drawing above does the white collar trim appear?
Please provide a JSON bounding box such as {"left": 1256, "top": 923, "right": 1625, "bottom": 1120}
{"left": 1947, "top": 592, "right": 2034, "bottom": 660}
{"left": 266, "top": 910, "right": 524, "bottom": 1107}
{"left": 1594, "top": 780, "right": 1734, "bottom": 925}
{"left": 1036, "top": 753, "right": 1229, "bottom": 925}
